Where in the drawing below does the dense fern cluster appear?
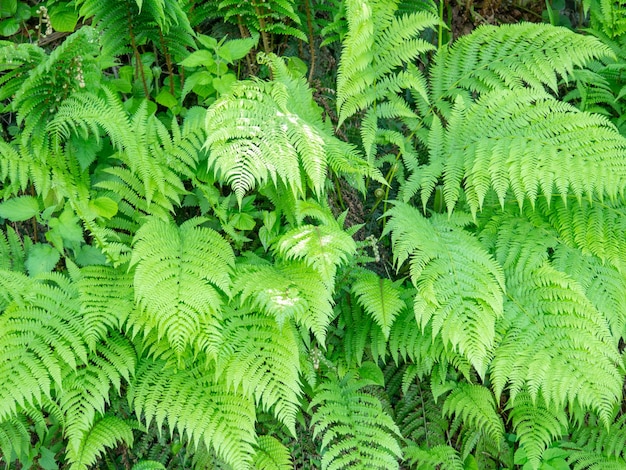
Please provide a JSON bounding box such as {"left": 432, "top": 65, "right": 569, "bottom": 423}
{"left": 1, "top": 0, "right": 626, "bottom": 468}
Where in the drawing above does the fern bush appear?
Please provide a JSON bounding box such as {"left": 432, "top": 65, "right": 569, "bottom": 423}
{"left": 2, "top": 0, "right": 626, "bottom": 468}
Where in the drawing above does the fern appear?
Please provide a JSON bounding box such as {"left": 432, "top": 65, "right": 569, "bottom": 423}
{"left": 404, "top": 443, "right": 464, "bottom": 470}
{"left": 66, "top": 415, "right": 134, "bottom": 470}
{"left": 485, "top": 213, "right": 622, "bottom": 425}
{"left": 0, "top": 414, "right": 31, "bottom": 464}
{"left": 384, "top": 202, "right": 505, "bottom": 378}
{"left": 130, "top": 217, "right": 234, "bottom": 356}
{"left": 216, "top": 306, "right": 302, "bottom": 435}
{"left": 443, "top": 383, "right": 505, "bottom": 446}
{"left": 129, "top": 357, "right": 257, "bottom": 469}
{"left": 507, "top": 390, "right": 569, "bottom": 470}
{"left": 351, "top": 269, "right": 405, "bottom": 338}
{"left": 309, "top": 372, "right": 403, "bottom": 470}
{"left": 205, "top": 53, "right": 377, "bottom": 203}
{"left": 253, "top": 435, "right": 293, "bottom": 470}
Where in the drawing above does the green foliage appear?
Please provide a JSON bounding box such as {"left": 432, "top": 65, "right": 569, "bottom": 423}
{"left": 2, "top": 0, "right": 626, "bottom": 468}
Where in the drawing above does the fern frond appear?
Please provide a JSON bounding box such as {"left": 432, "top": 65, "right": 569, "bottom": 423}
{"left": 66, "top": 415, "right": 134, "bottom": 470}
{"left": 78, "top": 266, "right": 135, "bottom": 350}
{"left": 507, "top": 390, "right": 568, "bottom": 470}
{"left": 130, "top": 217, "right": 234, "bottom": 356}
{"left": 11, "top": 27, "right": 101, "bottom": 154}
{"left": 253, "top": 435, "right": 293, "bottom": 470}
{"left": 395, "top": 381, "right": 449, "bottom": 447}
{"left": 0, "top": 271, "right": 87, "bottom": 421}
{"left": 429, "top": 22, "right": 614, "bottom": 109}
{"left": 274, "top": 220, "right": 356, "bottom": 286}
{"left": 403, "top": 443, "right": 464, "bottom": 470}
{"left": 488, "top": 215, "right": 622, "bottom": 425}
{"left": 60, "top": 332, "right": 136, "bottom": 459}
{"left": 336, "top": 0, "right": 438, "bottom": 125}
{"left": 443, "top": 383, "right": 505, "bottom": 446}
{"left": 351, "top": 269, "right": 405, "bottom": 338}
{"left": 0, "top": 413, "right": 30, "bottom": 464}
{"left": 539, "top": 198, "right": 626, "bottom": 270}
{"left": 384, "top": 203, "right": 505, "bottom": 377}
{"left": 129, "top": 358, "right": 257, "bottom": 469}
{"left": 552, "top": 244, "right": 626, "bottom": 342}
{"left": 216, "top": 307, "right": 302, "bottom": 435}
{"left": 205, "top": 53, "right": 372, "bottom": 203}
{"left": 412, "top": 89, "right": 626, "bottom": 215}
{"left": 310, "top": 372, "right": 403, "bottom": 469}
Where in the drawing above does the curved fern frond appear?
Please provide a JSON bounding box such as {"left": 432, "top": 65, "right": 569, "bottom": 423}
{"left": 129, "top": 358, "right": 257, "bottom": 469}
{"left": 429, "top": 22, "right": 614, "bottom": 109}
{"left": 384, "top": 203, "right": 505, "bottom": 377}
{"left": 408, "top": 89, "right": 626, "bottom": 215}
{"left": 60, "top": 332, "right": 136, "bottom": 460}
{"left": 309, "top": 372, "right": 403, "bottom": 469}
{"left": 274, "top": 220, "right": 356, "bottom": 286}
{"left": 216, "top": 307, "right": 302, "bottom": 435}
{"left": 336, "top": 0, "right": 438, "bottom": 125}
{"left": 253, "top": 435, "right": 293, "bottom": 470}
{"left": 488, "top": 215, "right": 622, "bottom": 425}
{"left": 351, "top": 269, "right": 405, "bottom": 338}
{"left": 507, "top": 390, "right": 568, "bottom": 470}
{"left": 552, "top": 244, "right": 626, "bottom": 342}
{"left": 78, "top": 266, "right": 135, "bottom": 350}
{"left": 0, "top": 413, "right": 30, "bottom": 464}
{"left": 205, "top": 53, "right": 373, "bottom": 203}
{"left": 66, "top": 414, "right": 134, "bottom": 470}
{"left": 403, "top": 443, "right": 464, "bottom": 470}
{"left": 0, "top": 271, "right": 87, "bottom": 421}
{"left": 443, "top": 383, "right": 505, "bottom": 446}
{"left": 130, "top": 217, "right": 234, "bottom": 355}
{"left": 234, "top": 259, "right": 334, "bottom": 340}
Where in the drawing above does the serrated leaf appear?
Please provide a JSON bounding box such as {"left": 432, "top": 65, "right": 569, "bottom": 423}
{"left": 0, "top": 196, "right": 40, "bottom": 221}
{"left": 26, "top": 243, "right": 60, "bottom": 276}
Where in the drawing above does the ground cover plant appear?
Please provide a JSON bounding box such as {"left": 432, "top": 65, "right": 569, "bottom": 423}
{"left": 1, "top": 0, "right": 626, "bottom": 468}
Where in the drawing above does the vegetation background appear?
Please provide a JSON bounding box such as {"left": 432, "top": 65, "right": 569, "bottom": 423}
{"left": 1, "top": 0, "right": 626, "bottom": 468}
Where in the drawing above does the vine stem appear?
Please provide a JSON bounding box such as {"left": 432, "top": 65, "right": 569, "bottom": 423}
{"left": 304, "top": 0, "right": 316, "bottom": 83}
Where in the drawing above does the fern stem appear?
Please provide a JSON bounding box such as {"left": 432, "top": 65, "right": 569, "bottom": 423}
{"left": 333, "top": 174, "right": 346, "bottom": 210}
{"left": 304, "top": 0, "right": 316, "bottom": 83}
{"left": 237, "top": 17, "right": 255, "bottom": 77}
{"left": 159, "top": 30, "right": 176, "bottom": 95}
{"left": 127, "top": 8, "right": 150, "bottom": 98}
{"left": 253, "top": 2, "right": 272, "bottom": 55}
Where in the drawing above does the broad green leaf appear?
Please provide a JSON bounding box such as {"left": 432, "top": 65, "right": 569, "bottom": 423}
{"left": 219, "top": 36, "right": 258, "bottom": 63}
{"left": 89, "top": 197, "right": 118, "bottom": 219}
{"left": 358, "top": 361, "right": 385, "bottom": 386}
{"left": 155, "top": 89, "right": 177, "bottom": 108}
{"left": 48, "top": 5, "right": 78, "bottom": 32}
{"left": 180, "top": 50, "right": 214, "bottom": 68}
{"left": 0, "top": 0, "right": 16, "bottom": 17}
{"left": 26, "top": 243, "right": 60, "bottom": 276}
{"left": 0, "top": 196, "right": 40, "bottom": 221}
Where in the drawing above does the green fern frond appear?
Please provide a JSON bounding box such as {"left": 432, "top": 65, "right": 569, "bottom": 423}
{"left": 351, "top": 269, "right": 405, "bottom": 338}
{"left": 78, "top": 266, "right": 135, "bottom": 350}
{"left": 488, "top": 215, "right": 622, "bottom": 424}
{"left": 0, "top": 271, "right": 87, "bottom": 421}
{"left": 310, "top": 372, "right": 403, "bottom": 470}
{"left": 395, "top": 381, "right": 449, "bottom": 446}
{"left": 409, "top": 89, "right": 626, "bottom": 215}
{"left": 0, "top": 226, "right": 28, "bottom": 274}
{"left": 538, "top": 198, "right": 626, "bottom": 270}
{"left": 253, "top": 435, "right": 293, "bottom": 470}
{"left": 131, "top": 461, "right": 167, "bottom": 470}
{"left": 216, "top": 307, "right": 302, "bottom": 435}
{"left": 568, "top": 451, "right": 626, "bottom": 470}
{"left": 274, "top": 220, "right": 356, "bottom": 286}
{"left": 403, "top": 443, "right": 464, "bottom": 470}
{"left": 507, "top": 390, "right": 568, "bottom": 470}
{"left": 429, "top": 22, "right": 614, "bottom": 109}
{"left": 0, "top": 413, "right": 30, "bottom": 464}
{"left": 61, "top": 332, "right": 136, "bottom": 459}
{"left": 384, "top": 203, "right": 505, "bottom": 377}
{"left": 583, "top": 0, "right": 626, "bottom": 38}
{"left": 11, "top": 27, "right": 101, "bottom": 154}
{"left": 443, "top": 383, "right": 505, "bottom": 445}
{"left": 205, "top": 53, "right": 372, "bottom": 203}
{"left": 552, "top": 245, "right": 626, "bottom": 342}
{"left": 130, "top": 217, "right": 234, "bottom": 356}
{"left": 129, "top": 358, "right": 257, "bottom": 469}
{"left": 336, "top": 0, "right": 438, "bottom": 125}
{"left": 66, "top": 414, "right": 134, "bottom": 470}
